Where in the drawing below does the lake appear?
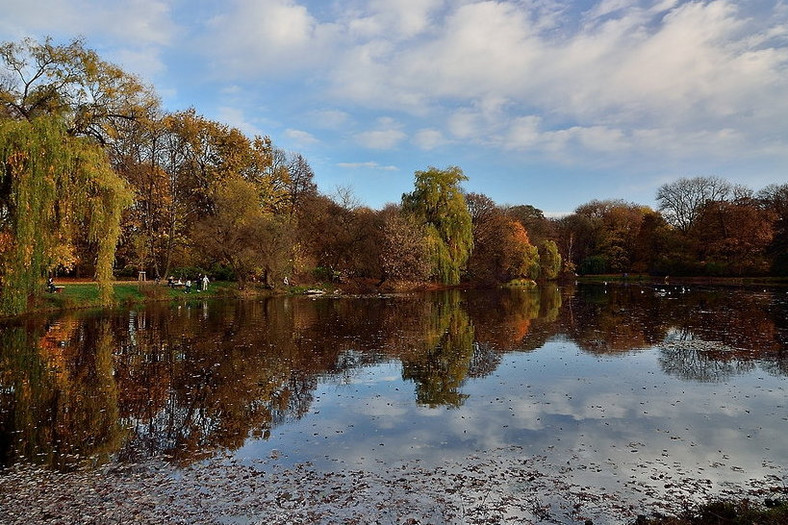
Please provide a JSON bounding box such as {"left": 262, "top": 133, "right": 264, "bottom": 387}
{"left": 1, "top": 283, "right": 786, "bottom": 524}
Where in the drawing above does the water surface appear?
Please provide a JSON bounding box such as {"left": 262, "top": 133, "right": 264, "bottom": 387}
{"left": 1, "top": 283, "right": 786, "bottom": 518}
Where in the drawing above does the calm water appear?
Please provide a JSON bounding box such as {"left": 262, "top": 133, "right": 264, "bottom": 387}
{"left": 1, "top": 283, "right": 786, "bottom": 504}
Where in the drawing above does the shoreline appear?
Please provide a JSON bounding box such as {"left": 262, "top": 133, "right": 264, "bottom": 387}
{"left": 4, "top": 274, "right": 787, "bottom": 321}
{"left": 2, "top": 447, "right": 785, "bottom": 525}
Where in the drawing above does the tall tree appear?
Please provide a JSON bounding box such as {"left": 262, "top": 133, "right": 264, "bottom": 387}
{"left": 466, "top": 193, "right": 539, "bottom": 283}
{"left": 0, "top": 37, "right": 158, "bottom": 144}
{"left": 558, "top": 199, "right": 660, "bottom": 274}
{"left": 758, "top": 183, "right": 788, "bottom": 275}
{"left": 691, "top": 197, "right": 775, "bottom": 275}
{"left": 0, "top": 117, "right": 132, "bottom": 314}
{"left": 538, "top": 240, "right": 561, "bottom": 280}
{"left": 656, "top": 176, "right": 731, "bottom": 233}
{"left": 379, "top": 207, "right": 430, "bottom": 283}
{"left": 191, "top": 176, "right": 290, "bottom": 288}
{"left": 401, "top": 166, "right": 473, "bottom": 285}
{"left": 284, "top": 152, "right": 317, "bottom": 219}
{"left": 506, "top": 204, "right": 554, "bottom": 246}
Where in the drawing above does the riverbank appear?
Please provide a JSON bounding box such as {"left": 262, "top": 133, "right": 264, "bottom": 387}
{"left": 15, "top": 277, "right": 442, "bottom": 319}
{"left": 1, "top": 449, "right": 784, "bottom": 525}
{"left": 29, "top": 279, "right": 245, "bottom": 314}
{"left": 573, "top": 273, "right": 788, "bottom": 287}
{"left": 9, "top": 274, "right": 787, "bottom": 320}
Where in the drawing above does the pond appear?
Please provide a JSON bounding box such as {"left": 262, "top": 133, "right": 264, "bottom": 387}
{"left": 0, "top": 283, "right": 786, "bottom": 524}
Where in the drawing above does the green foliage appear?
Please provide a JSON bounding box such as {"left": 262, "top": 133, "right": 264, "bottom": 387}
{"left": 401, "top": 166, "right": 473, "bottom": 285}
{"left": 579, "top": 255, "right": 608, "bottom": 275}
{"left": 400, "top": 292, "right": 475, "bottom": 407}
{"left": 0, "top": 36, "right": 159, "bottom": 143}
{"left": 538, "top": 240, "right": 561, "bottom": 280}
{"left": 191, "top": 176, "right": 293, "bottom": 288}
{"left": 503, "top": 278, "right": 537, "bottom": 288}
{"left": 523, "top": 242, "right": 541, "bottom": 279}
{"left": 312, "top": 266, "right": 341, "bottom": 282}
{"left": 0, "top": 117, "right": 132, "bottom": 314}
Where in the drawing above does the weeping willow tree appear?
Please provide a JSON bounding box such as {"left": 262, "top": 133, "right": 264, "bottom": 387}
{"left": 401, "top": 166, "right": 473, "bottom": 285}
{"left": 0, "top": 117, "right": 132, "bottom": 315}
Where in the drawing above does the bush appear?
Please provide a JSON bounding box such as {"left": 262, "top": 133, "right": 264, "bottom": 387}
{"left": 579, "top": 255, "right": 607, "bottom": 275}
{"left": 312, "top": 266, "right": 341, "bottom": 282}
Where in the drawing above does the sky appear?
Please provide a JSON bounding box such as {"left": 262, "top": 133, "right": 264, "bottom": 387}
{"left": 1, "top": 0, "right": 787, "bottom": 216}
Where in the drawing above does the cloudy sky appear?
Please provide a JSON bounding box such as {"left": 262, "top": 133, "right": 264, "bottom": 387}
{"left": 2, "top": 0, "right": 786, "bottom": 214}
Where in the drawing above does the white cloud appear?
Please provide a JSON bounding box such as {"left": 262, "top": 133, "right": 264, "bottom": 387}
{"left": 216, "top": 106, "right": 265, "bottom": 138}
{"left": 192, "top": 0, "right": 788, "bottom": 169}
{"left": 285, "top": 128, "right": 319, "bottom": 145}
{"left": 4, "top": 0, "right": 787, "bottom": 187}
{"left": 412, "top": 128, "right": 447, "bottom": 150}
{"left": 357, "top": 0, "right": 445, "bottom": 39}
{"left": 203, "top": 0, "right": 337, "bottom": 74}
{"left": 0, "top": 0, "right": 176, "bottom": 81}
{"left": 447, "top": 110, "right": 482, "bottom": 140}
{"left": 355, "top": 117, "right": 407, "bottom": 149}
{"left": 0, "top": 0, "right": 175, "bottom": 45}
{"left": 309, "top": 109, "right": 351, "bottom": 129}
{"left": 356, "top": 129, "right": 407, "bottom": 149}
{"left": 328, "top": 0, "right": 788, "bottom": 162}
{"left": 506, "top": 116, "right": 543, "bottom": 150}
{"left": 337, "top": 161, "right": 398, "bottom": 171}
{"left": 111, "top": 47, "right": 167, "bottom": 78}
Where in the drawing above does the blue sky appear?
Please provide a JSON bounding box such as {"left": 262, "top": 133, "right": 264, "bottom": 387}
{"left": 2, "top": 0, "right": 786, "bottom": 215}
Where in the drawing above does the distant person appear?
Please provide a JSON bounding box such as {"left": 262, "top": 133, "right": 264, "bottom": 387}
{"left": 202, "top": 274, "right": 209, "bottom": 291}
{"left": 167, "top": 276, "right": 174, "bottom": 288}
{"left": 184, "top": 279, "right": 191, "bottom": 293}
{"left": 47, "top": 277, "right": 55, "bottom": 293}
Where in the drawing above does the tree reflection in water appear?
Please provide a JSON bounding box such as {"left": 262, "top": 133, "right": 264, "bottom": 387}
{"left": 0, "top": 284, "right": 785, "bottom": 470}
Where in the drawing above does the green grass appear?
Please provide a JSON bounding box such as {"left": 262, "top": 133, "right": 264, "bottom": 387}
{"left": 32, "top": 280, "right": 244, "bottom": 314}
{"left": 502, "top": 278, "right": 538, "bottom": 288}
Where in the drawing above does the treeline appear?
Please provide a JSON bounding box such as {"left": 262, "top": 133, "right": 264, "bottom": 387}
{"left": 555, "top": 177, "right": 787, "bottom": 277}
{"left": 1, "top": 38, "right": 786, "bottom": 314}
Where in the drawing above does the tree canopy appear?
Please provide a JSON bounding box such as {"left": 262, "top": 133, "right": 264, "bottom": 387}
{"left": 401, "top": 166, "right": 473, "bottom": 285}
{"left": 0, "top": 117, "right": 131, "bottom": 314}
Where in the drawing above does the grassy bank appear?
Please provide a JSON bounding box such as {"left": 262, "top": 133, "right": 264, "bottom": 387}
{"left": 34, "top": 280, "right": 250, "bottom": 314}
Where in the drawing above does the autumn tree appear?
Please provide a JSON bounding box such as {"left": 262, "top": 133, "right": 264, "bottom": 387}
{"left": 0, "top": 117, "right": 132, "bottom": 314}
{"left": 557, "top": 200, "right": 659, "bottom": 275}
{"left": 758, "top": 183, "right": 788, "bottom": 275}
{"left": 1, "top": 36, "right": 154, "bottom": 285}
{"left": 113, "top": 110, "right": 293, "bottom": 280}
{"left": 380, "top": 206, "right": 430, "bottom": 283}
{"left": 284, "top": 152, "right": 318, "bottom": 218}
{"left": 538, "top": 240, "right": 561, "bottom": 280}
{"left": 0, "top": 37, "right": 159, "bottom": 144}
{"left": 656, "top": 176, "right": 731, "bottom": 233}
{"left": 401, "top": 166, "right": 473, "bottom": 285}
{"left": 191, "top": 176, "right": 290, "bottom": 288}
{"left": 506, "top": 204, "right": 555, "bottom": 246}
{"left": 466, "top": 193, "right": 539, "bottom": 284}
{"left": 690, "top": 196, "right": 775, "bottom": 275}
{"left": 292, "top": 188, "right": 382, "bottom": 281}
